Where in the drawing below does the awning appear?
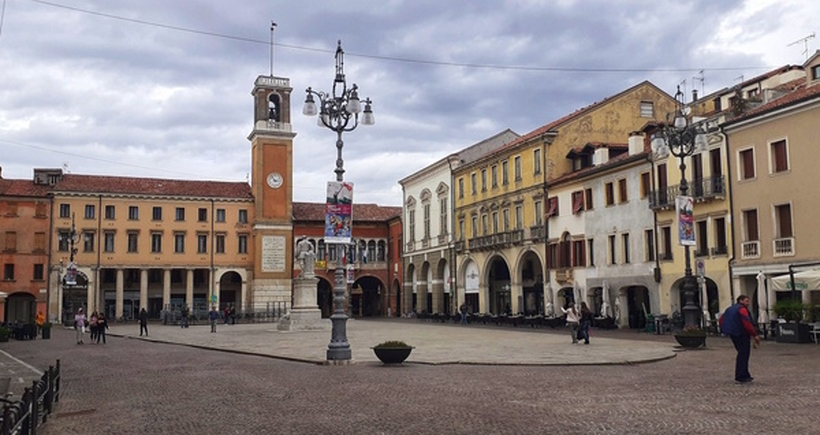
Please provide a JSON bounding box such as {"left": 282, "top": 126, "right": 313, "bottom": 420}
{"left": 770, "top": 268, "right": 820, "bottom": 291}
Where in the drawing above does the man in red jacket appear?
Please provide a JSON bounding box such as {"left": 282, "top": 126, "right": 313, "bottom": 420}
{"left": 719, "top": 295, "right": 761, "bottom": 383}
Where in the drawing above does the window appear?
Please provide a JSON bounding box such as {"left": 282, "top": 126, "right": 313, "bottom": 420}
{"left": 377, "top": 241, "right": 386, "bottom": 261}
{"left": 471, "top": 216, "right": 478, "bottom": 238}
{"left": 104, "top": 231, "right": 115, "bottom": 252}
{"left": 84, "top": 204, "right": 95, "bottom": 219}
{"left": 514, "top": 156, "right": 522, "bottom": 180}
{"left": 515, "top": 205, "right": 523, "bottom": 230}
{"left": 423, "top": 204, "right": 431, "bottom": 239}
{"left": 534, "top": 200, "right": 543, "bottom": 226}
{"left": 127, "top": 232, "right": 138, "bottom": 253}
{"left": 533, "top": 149, "right": 541, "bottom": 174}
{"left": 481, "top": 169, "right": 487, "bottom": 191}
{"left": 408, "top": 208, "right": 415, "bottom": 241}
{"left": 640, "top": 172, "right": 650, "bottom": 198}
{"left": 813, "top": 65, "right": 820, "bottom": 80}
{"left": 491, "top": 211, "right": 499, "bottom": 233}
{"left": 584, "top": 188, "right": 593, "bottom": 210}
{"left": 129, "top": 206, "right": 139, "bottom": 220}
{"left": 572, "top": 239, "right": 586, "bottom": 267}
{"left": 198, "top": 208, "right": 208, "bottom": 222}
{"left": 216, "top": 209, "right": 226, "bottom": 222}
{"left": 152, "top": 206, "right": 162, "bottom": 221}
{"left": 714, "top": 217, "right": 727, "bottom": 255}
{"left": 196, "top": 234, "right": 208, "bottom": 254}
{"left": 3, "top": 264, "right": 14, "bottom": 280}
{"left": 775, "top": 204, "right": 793, "bottom": 238}
{"left": 640, "top": 101, "right": 654, "bottom": 118}
{"left": 502, "top": 209, "right": 510, "bottom": 231}
{"left": 216, "top": 234, "right": 225, "bottom": 254}
{"left": 34, "top": 233, "right": 46, "bottom": 252}
{"left": 770, "top": 139, "right": 788, "bottom": 173}
{"left": 439, "top": 198, "right": 447, "bottom": 234}
{"left": 35, "top": 203, "right": 47, "bottom": 218}
{"left": 318, "top": 240, "right": 326, "bottom": 261}
{"left": 743, "top": 209, "right": 759, "bottom": 241}
{"left": 458, "top": 219, "right": 465, "bottom": 240}
{"left": 151, "top": 233, "right": 162, "bottom": 253}
{"left": 545, "top": 197, "right": 558, "bottom": 219}
{"left": 502, "top": 161, "right": 509, "bottom": 185}
{"left": 661, "top": 226, "right": 672, "bottom": 260}
{"left": 696, "top": 221, "right": 708, "bottom": 256}
{"left": 491, "top": 165, "right": 498, "bottom": 188}
{"left": 238, "top": 234, "right": 248, "bottom": 254}
{"left": 605, "top": 182, "right": 615, "bottom": 205}
{"left": 618, "top": 179, "right": 628, "bottom": 203}
{"left": 572, "top": 191, "right": 584, "bottom": 214}
{"left": 470, "top": 173, "right": 477, "bottom": 195}
{"left": 739, "top": 148, "right": 755, "bottom": 180}
{"left": 83, "top": 232, "right": 95, "bottom": 252}
{"left": 175, "top": 207, "right": 185, "bottom": 221}
{"left": 481, "top": 214, "right": 488, "bottom": 235}
{"left": 104, "top": 205, "right": 115, "bottom": 220}
{"left": 238, "top": 209, "right": 248, "bottom": 224}
{"left": 33, "top": 264, "right": 44, "bottom": 281}
{"left": 458, "top": 178, "right": 464, "bottom": 199}
{"left": 6, "top": 202, "right": 17, "bottom": 216}
{"left": 645, "top": 229, "right": 655, "bottom": 261}
{"left": 59, "top": 204, "right": 70, "bottom": 218}
{"left": 622, "top": 233, "right": 630, "bottom": 264}
{"left": 3, "top": 232, "right": 16, "bottom": 252}
{"left": 174, "top": 233, "right": 185, "bottom": 253}
{"left": 608, "top": 235, "right": 617, "bottom": 265}
{"left": 57, "top": 231, "right": 69, "bottom": 251}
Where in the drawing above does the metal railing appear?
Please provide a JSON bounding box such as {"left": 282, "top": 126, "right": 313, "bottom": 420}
{"left": 1, "top": 360, "right": 61, "bottom": 435}
{"left": 773, "top": 237, "right": 794, "bottom": 257}
{"left": 649, "top": 176, "right": 726, "bottom": 210}
{"left": 161, "top": 302, "right": 290, "bottom": 326}
{"left": 742, "top": 241, "right": 760, "bottom": 259}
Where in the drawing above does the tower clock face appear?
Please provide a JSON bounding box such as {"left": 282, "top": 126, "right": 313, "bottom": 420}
{"left": 266, "top": 172, "right": 283, "bottom": 189}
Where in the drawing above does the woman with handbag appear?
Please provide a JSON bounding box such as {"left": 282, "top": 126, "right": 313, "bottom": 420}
{"left": 561, "top": 303, "right": 580, "bottom": 344}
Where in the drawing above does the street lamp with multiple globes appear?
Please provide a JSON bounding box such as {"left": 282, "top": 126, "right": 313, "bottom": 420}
{"left": 303, "top": 40, "right": 374, "bottom": 361}
{"left": 652, "top": 86, "right": 708, "bottom": 329}
{"left": 57, "top": 213, "right": 80, "bottom": 324}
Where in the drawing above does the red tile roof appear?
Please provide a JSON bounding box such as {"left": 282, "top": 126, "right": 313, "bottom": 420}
{"left": 293, "top": 202, "right": 401, "bottom": 223}
{"left": 0, "top": 179, "right": 51, "bottom": 197}
{"left": 549, "top": 151, "right": 649, "bottom": 186}
{"left": 726, "top": 81, "right": 820, "bottom": 125}
{"left": 52, "top": 174, "right": 253, "bottom": 199}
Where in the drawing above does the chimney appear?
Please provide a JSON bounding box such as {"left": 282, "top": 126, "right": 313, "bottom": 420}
{"left": 628, "top": 133, "right": 644, "bottom": 156}
{"left": 0, "top": 166, "right": 3, "bottom": 179}
{"left": 692, "top": 89, "right": 698, "bottom": 103}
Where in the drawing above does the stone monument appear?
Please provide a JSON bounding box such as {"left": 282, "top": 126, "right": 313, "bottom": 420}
{"left": 278, "top": 237, "right": 329, "bottom": 331}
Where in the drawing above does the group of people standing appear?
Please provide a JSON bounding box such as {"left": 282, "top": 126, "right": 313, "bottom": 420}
{"left": 562, "top": 302, "right": 594, "bottom": 345}
{"left": 73, "top": 308, "right": 109, "bottom": 344}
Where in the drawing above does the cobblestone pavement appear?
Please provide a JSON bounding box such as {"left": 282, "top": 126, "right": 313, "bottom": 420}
{"left": 1, "top": 321, "right": 818, "bottom": 435}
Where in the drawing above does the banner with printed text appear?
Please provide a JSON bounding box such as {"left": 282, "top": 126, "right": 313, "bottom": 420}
{"left": 325, "top": 181, "right": 353, "bottom": 244}
{"left": 676, "top": 195, "right": 695, "bottom": 246}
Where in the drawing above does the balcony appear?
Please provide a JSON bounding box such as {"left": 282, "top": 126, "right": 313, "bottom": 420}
{"left": 467, "top": 232, "right": 513, "bottom": 252}
{"left": 438, "top": 234, "right": 448, "bottom": 245}
{"left": 529, "top": 225, "right": 545, "bottom": 241}
{"left": 405, "top": 241, "right": 414, "bottom": 253}
{"left": 773, "top": 237, "right": 794, "bottom": 257}
{"left": 455, "top": 240, "right": 465, "bottom": 253}
{"left": 741, "top": 241, "right": 760, "bottom": 259}
{"left": 694, "top": 249, "right": 709, "bottom": 257}
{"left": 710, "top": 246, "right": 728, "bottom": 256}
{"left": 421, "top": 238, "right": 430, "bottom": 249}
{"left": 511, "top": 229, "right": 525, "bottom": 245}
{"left": 556, "top": 268, "right": 573, "bottom": 284}
{"left": 649, "top": 176, "right": 726, "bottom": 210}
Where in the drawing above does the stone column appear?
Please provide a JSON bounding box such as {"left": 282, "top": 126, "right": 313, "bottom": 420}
{"left": 140, "top": 269, "right": 148, "bottom": 310}
{"left": 240, "top": 277, "right": 248, "bottom": 311}
{"left": 163, "top": 269, "right": 171, "bottom": 310}
{"left": 511, "top": 282, "right": 523, "bottom": 314}
{"left": 115, "top": 269, "right": 124, "bottom": 320}
{"left": 186, "top": 269, "right": 194, "bottom": 309}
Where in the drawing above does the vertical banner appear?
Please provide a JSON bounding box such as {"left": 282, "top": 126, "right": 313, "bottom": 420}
{"left": 325, "top": 181, "right": 354, "bottom": 244}
{"left": 676, "top": 195, "right": 695, "bottom": 246}
{"left": 65, "top": 262, "right": 78, "bottom": 286}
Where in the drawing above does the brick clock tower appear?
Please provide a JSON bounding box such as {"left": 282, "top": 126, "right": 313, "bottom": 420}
{"left": 249, "top": 75, "right": 296, "bottom": 309}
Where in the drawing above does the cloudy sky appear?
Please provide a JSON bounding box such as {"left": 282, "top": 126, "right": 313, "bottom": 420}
{"left": 1, "top": 0, "right": 817, "bottom": 206}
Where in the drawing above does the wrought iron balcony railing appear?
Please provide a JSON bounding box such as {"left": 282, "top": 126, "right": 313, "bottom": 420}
{"left": 649, "top": 176, "right": 726, "bottom": 210}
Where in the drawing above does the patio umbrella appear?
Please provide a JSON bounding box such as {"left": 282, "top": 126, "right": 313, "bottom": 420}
{"left": 601, "top": 281, "right": 611, "bottom": 318}
{"left": 699, "top": 276, "right": 710, "bottom": 326}
{"left": 756, "top": 271, "right": 769, "bottom": 324}
{"left": 544, "top": 282, "right": 554, "bottom": 317}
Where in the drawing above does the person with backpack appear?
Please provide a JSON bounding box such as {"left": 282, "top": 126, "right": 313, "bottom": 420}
{"left": 719, "top": 294, "right": 760, "bottom": 384}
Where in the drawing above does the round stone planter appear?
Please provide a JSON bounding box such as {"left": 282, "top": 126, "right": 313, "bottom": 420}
{"left": 674, "top": 334, "right": 706, "bottom": 348}
{"left": 372, "top": 347, "right": 414, "bottom": 364}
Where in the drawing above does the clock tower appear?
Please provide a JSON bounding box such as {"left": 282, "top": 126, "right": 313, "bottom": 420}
{"left": 249, "top": 75, "right": 296, "bottom": 308}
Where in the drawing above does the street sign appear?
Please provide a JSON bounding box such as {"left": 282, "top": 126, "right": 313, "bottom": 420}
{"left": 211, "top": 294, "right": 217, "bottom": 303}
{"left": 696, "top": 259, "right": 705, "bottom": 277}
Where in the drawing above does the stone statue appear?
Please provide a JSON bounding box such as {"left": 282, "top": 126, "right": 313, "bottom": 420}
{"left": 295, "top": 236, "right": 316, "bottom": 277}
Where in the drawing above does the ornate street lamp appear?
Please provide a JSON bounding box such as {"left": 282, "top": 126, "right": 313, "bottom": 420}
{"left": 652, "top": 86, "right": 707, "bottom": 329}
{"left": 303, "top": 40, "right": 374, "bottom": 361}
{"left": 57, "top": 213, "right": 80, "bottom": 324}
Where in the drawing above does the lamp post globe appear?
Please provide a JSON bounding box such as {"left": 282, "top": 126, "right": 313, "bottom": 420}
{"left": 303, "top": 40, "right": 374, "bottom": 361}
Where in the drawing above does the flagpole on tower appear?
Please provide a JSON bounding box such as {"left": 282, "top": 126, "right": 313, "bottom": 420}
{"left": 270, "top": 21, "right": 277, "bottom": 77}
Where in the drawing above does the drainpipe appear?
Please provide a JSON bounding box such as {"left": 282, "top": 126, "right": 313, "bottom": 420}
{"left": 211, "top": 199, "right": 215, "bottom": 309}
{"left": 96, "top": 194, "right": 102, "bottom": 313}
{"left": 47, "top": 193, "right": 55, "bottom": 323}
{"left": 447, "top": 155, "right": 457, "bottom": 314}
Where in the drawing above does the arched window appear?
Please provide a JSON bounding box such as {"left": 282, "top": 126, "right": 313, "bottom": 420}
{"left": 368, "top": 240, "right": 376, "bottom": 262}
{"left": 358, "top": 240, "right": 367, "bottom": 262}
{"left": 317, "top": 240, "right": 326, "bottom": 261}
{"left": 377, "top": 241, "right": 386, "bottom": 261}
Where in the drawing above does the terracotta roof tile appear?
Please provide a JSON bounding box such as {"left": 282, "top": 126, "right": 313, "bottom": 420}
{"left": 550, "top": 151, "right": 648, "bottom": 186}
{"left": 293, "top": 202, "right": 401, "bottom": 223}
{"left": 53, "top": 174, "right": 253, "bottom": 199}
{"left": 0, "top": 179, "right": 51, "bottom": 197}
{"left": 726, "top": 81, "right": 820, "bottom": 125}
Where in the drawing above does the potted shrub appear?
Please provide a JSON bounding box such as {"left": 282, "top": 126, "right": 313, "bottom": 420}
{"left": 674, "top": 325, "right": 707, "bottom": 348}
{"left": 41, "top": 322, "right": 53, "bottom": 340}
{"left": 372, "top": 340, "right": 414, "bottom": 364}
{"left": 0, "top": 326, "right": 10, "bottom": 342}
{"left": 773, "top": 299, "right": 811, "bottom": 343}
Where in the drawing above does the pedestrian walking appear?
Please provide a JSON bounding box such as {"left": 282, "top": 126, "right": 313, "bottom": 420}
{"left": 74, "top": 308, "right": 86, "bottom": 345}
{"left": 459, "top": 303, "right": 468, "bottom": 325}
{"left": 35, "top": 311, "right": 45, "bottom": 337}
{"left": 96, "top": 313, "right": 108, "bottom": 344}
{"left": 209, "top": 306, "right": 219, "bottom": 333}
{"left": 719, "top": 294, "right": 760, "bottom": 384}
{"left": 230, "top": 304, "right": 236, "bottom": 325}
{"left": 89, "top": 310, "right": 98, "bottom": 343}
{"left": 579, "top": 302, "right": 593, "bottom": 345}
{"left": 181, "top": 304, "right": 190, "bottom": 328}
{"left": 223, "top": 306, "right": 230, "bottom": 325}
{"left": 561, "top": 303, "right": 580, "bottom": 344}
{"left": 139, "top": 308, "right": 149, "bottom": 336}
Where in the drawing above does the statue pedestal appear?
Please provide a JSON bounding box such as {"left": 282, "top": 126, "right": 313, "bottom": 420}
{"left": 278, "top": 275, "right": 329, "bottom": 332}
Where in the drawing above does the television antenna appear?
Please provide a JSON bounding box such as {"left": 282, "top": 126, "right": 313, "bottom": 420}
{"left": 787, "top": 32, "right": 815, "bottom": 61}
{"left": 692, "top": 70, "right": 705, "bottom": 96}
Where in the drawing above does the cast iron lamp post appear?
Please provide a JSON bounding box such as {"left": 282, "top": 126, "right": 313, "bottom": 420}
{"left": 652, "top": 86, "right": 707, "bottom": 329}
{"left": 303, "top": 40, "right": 374, "bottom": 361}
{"left": 57, "top": 213, "right": 80, "bottom": 324}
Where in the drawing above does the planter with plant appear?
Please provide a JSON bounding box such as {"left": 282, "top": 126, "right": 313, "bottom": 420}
{"left": 674, "top": 325, "right": 707, "bottom": 348}
{"left": 0, "top": 326, "right": 10, "bottom": 342}
{"left": 372, "top": 340, "right": 414, "bottom": 364}
{"left": 773, "top": 299, "right": 812, "bottom": 343}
